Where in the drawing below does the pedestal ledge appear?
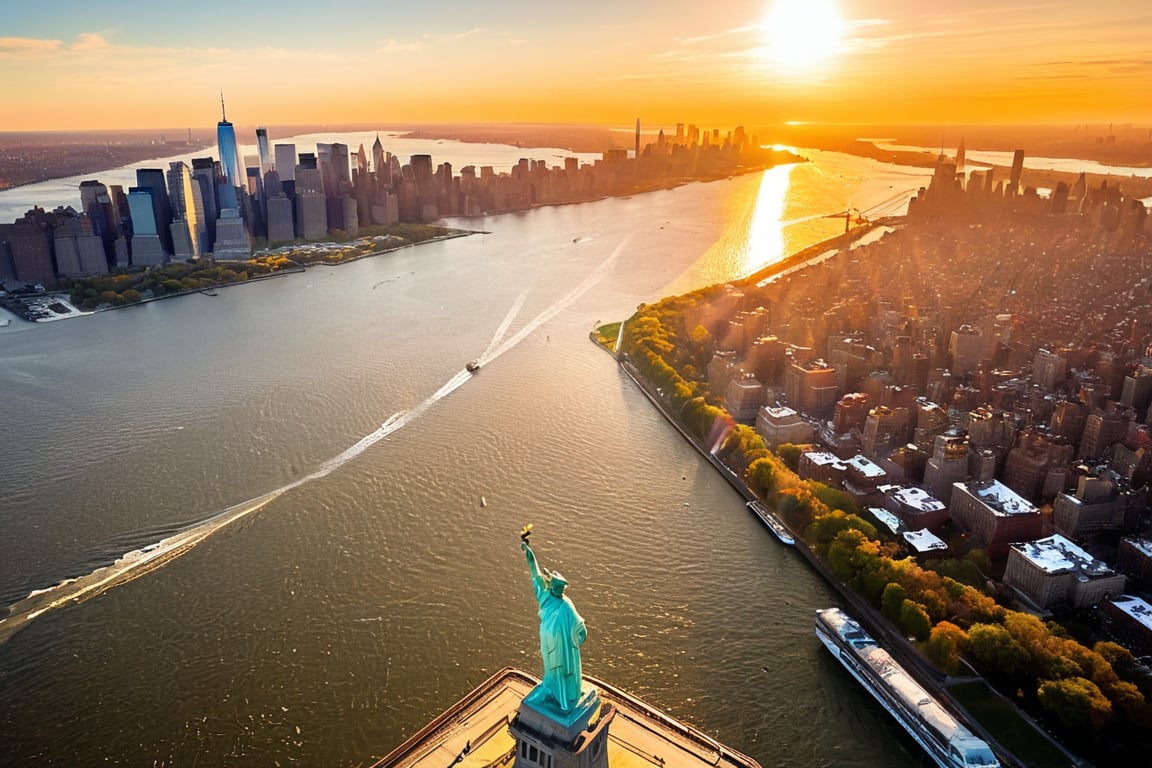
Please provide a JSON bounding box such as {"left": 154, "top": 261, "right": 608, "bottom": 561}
{"left": 520, "top": 682, "right": 602, "bottom": 737}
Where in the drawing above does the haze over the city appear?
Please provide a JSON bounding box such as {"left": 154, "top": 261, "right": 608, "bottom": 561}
{"left": 2, "top": 0, "right": 1150, "bottom": 130}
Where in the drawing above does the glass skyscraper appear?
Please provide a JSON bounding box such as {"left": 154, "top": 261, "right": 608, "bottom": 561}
{"left": 256, "top": 127, "right": 272, "bottom": 179}
{"left": 216, "top": 94, "right": 244, "bottom": 192}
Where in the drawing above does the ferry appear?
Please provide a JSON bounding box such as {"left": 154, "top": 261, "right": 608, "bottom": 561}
{"left": 747, "top": 500, "right": 795, "bottom": 545}
{"left": 815, "top": 607, "right": 1000, "bottom": 768}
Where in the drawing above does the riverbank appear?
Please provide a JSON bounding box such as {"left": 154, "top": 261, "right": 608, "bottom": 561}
{"left": 1, "top": 224, "right": 478, "bottom": 324}
{"left": 595, "top": 341, "right": 1075, "bottom": 768}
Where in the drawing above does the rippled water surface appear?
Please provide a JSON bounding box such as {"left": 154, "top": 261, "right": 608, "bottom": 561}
{"left": 0, "top": 150, "right": 936, "bottom": 766}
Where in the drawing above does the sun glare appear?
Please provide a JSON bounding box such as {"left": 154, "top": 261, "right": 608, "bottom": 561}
{"left": 762, "top": 0, "right": 846, "bottom": 74}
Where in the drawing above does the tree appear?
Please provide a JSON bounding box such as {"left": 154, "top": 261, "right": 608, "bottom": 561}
{"left": 810, "top": 482, "right": 859, "bottom": 516}
{"left": 776, "top": 443, "right": 802, "bottom": 472}
{"left": 899, "top": 599, "right": 932, "bottom": 641}
{"left": 827, "top": 528, "right": 871, "bottom": 581}
{"left": 927, "top": 558, "right": 986, "bottom": 589}
{"left": 1037, "top": 677, "right": 1112, "bottom": 735}
{"left": 924, "top": 621, "right": 968, "bottom": 674}
{"left": 967, "top": 623, "right": 1028, "bottom": 686}
{"left": 881, "top": 582, "right": 906, "bottom": 622}
{"left": 746, "top": 457, "right": 777, "bottom": 497}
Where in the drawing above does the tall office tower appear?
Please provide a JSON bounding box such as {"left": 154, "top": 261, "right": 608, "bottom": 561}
{"left": 1120, "top": 365, "right": 1152, "bottom": 420}
{"left": 1033, "top": 349, "right": 1068, "bottom": 390}
{"left": 1004, "top": 428, "right": 1074, "bottom": 501}
{"left": 190, "top": 157, "right": 220, "bottom": 247}
{"left": 955, "top": 138, "right": 966, "bottom": 174}
{"left": 372, "top": 134, "right": 385, "bottom": 177}
{"left": 924, "top": 433, "right": 970, "bottom": 505}
{"left": 328, "top": 143, "right": 352, "bottom": 228}
{"left": 1080, "top": 407, "right": 1136, "bottom": 460}
{"left": 294, "top": 162, "right": 327, "bottom": 239}
{"left": 274, "top": 143, "right": 297, "bottom": 180}
{"left": 1050, "top": 399, "right": 1088, "bottom": 444}
{"left": 78, "top": 180, "right": 119, "bottom": 267}
{"left": 862, "top": 406, "right": 911, "bottom": 459}
{"left": 166, "top": 161, "right": 204, "bottom": 260}
{"left": 216, "top": 93, "right": 245, "bottom": 191}
{"left": 949, "top": 324, "right": 983, "bottom": 377}
{"left": 634, "top": 118, "right": 640, "bottom": 159}
{"left": 355, "top": 143, "right": 369, "bottom": 177}
{"left": 135, "top": 168, "right": 174, "bottom": 255}
{"left": 52, "top": 211, "right": 108, "bottom": 277}
{"left": 265, "top": 194, "right": 295, "bottom": 243}
{"left": 1008, "top": 149, "right": 1025, "bottom": 195}
{"left": 126, "top": 188, "right": 166, "bottom": 266}
{"left": 256, "top": 127, "right": 272, "bottom": 178}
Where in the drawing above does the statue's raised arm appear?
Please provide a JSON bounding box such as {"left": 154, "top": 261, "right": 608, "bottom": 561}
{"left": 518, "top": 525, "right": 587, "bottom": 714}
{"left": 522, "top": 538, "right": 548, "bottom": 604}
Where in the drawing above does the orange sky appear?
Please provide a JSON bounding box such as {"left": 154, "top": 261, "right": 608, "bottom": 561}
{"left": 1, "top": 1, "right": 1150, "bottom": 131}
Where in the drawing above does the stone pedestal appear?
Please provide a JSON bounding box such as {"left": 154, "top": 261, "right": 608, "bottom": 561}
{"left": 509, "top": 683, "right": 614, "bottom": 768}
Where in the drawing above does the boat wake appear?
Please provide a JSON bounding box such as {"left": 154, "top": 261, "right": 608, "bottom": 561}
{"left": 0, "top": 237, "right": 630, "bottom": 647}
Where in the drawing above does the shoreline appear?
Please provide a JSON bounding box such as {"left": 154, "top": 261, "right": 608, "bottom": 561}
{"left": 599, "top": 347, "right": 1032, "bottom": 768}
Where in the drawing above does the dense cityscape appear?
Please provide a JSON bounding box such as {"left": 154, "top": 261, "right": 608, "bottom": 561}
{"left": 0, "top": 107, "right": 793, "bottom": 305}
{"left": 619, "top": 146, "right": 1152, "bottom": 764}
{"left": 7, "top": 0, "right": 1152, "bottom": 766}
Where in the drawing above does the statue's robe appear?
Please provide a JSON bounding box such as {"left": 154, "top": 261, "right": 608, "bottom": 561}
{"left": 535, "top": 591, "right": 586, "bottom": 711}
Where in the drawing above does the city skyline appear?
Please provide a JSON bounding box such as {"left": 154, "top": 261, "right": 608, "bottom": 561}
{"left": 2, "top": 0, "right": 1151, "bottom": 131}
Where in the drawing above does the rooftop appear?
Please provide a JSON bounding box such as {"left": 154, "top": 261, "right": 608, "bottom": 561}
{"left": 371, "top": 668, "right": 761, "bottom": 768}
{"left": 903, "top": 528, "right": 948, "bottom": 553}
{"left": 960, "top": 479, "right": 1038, "bottom": 517}
{"left": 1123, "top": 537, "right": 1152, "bottom": 558}
{"left": 803, "top": 450, "right": 844, "bottom": 468}
{"left": 762, "top": 405, "right": 799, "bottom": 421}
{"left": 845, "top": 454, "right": 886, "bottom": 479}
{"left": 891, "top": 486, "right": 945, "bottom": 513}
{"left": 1108, "top": 595, "right": 1152, "bottom": 632}
{"left": 1012, "top": 534, "right": 1115, "bottom": 577}
{"left": 866, "top": 507, "right": 902, "bottom": 535}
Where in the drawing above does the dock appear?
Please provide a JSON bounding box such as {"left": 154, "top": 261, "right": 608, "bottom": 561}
{"left": 371, "top": 667, "right": 761, "bottom": 768}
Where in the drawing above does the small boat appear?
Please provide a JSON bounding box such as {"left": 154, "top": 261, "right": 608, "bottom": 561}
{"left": 466, "top": 360, "right": 481, "bottom": 373}
{"left": 747, "top": 500, "right": 795, "bottom": 545}
{"left": 480, "top": 496, "right": 487, "bottom": 508}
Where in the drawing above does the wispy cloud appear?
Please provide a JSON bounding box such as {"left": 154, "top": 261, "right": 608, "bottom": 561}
{"left": 0, "top": 36, "right": 65, "bottom": 57}
{"left": 673, "top": 25, "right": 759, "bottom": 46}
{"left": 375, "top": 27, "right": 491, "bottom": 54}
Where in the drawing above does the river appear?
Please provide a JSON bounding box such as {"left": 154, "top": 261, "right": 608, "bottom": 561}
{"left": 0, "top": 147, "right": 937, "bottom": 766}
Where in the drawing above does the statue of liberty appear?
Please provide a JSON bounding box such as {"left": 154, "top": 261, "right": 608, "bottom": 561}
{"left": 520, "top": 525, "right": 587, "bottom": 713}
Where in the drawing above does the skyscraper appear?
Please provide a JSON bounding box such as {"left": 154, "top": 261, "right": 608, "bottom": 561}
{"left": 256, "top": 126, "right": 272, "bottom": 179}
{"left": 216, "top": 93, "right": 245, "bottom": 191}
{"left": 167, "top": 161, "right": 204, "bottom": 260}
{"left": 126, "top": 188, "right": 165, "bottom": 266}
{"left": 134, "top": 168, "right": 174, "bottom": 256}
{"left": 274, "top": 143, "right": 296, "bottom": 180}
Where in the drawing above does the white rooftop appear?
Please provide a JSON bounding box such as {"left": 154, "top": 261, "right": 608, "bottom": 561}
{"left": 1012, "top": 534, "right": 1114, "bottom": 576}
{"left": 763, "top": 405, "right": 799, "bottom": 420}
{"left": 1108, "top": 595, "right": 1152, "bottom": 632}
{"left": 1124, "top": 537, "right": 1152, "bottom": 559}
{"left": 845, "top": 454, "right": 886, "bottom": 479}
{"left": 803, "top": 450, "right": 843, "bottom": 467}
{"left": 891, "top": 486, "right": 945, "bottom": 513}
{"left": 903, "top": 528, "right": 948, "bottom": 553}
{"left": 961, "top": 479, "right": 1038, "bottom": 517}
{"left": 867, "top": 507, "right": 902, "bottom": 535}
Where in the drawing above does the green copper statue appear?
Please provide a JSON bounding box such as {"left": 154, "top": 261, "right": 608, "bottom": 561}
{"left": 521, "top": 525, "right": 587, "bottom": 713}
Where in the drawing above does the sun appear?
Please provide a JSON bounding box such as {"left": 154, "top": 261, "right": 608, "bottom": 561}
{"left": 761, "top": 0, "right": 846, "bottom": 75}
